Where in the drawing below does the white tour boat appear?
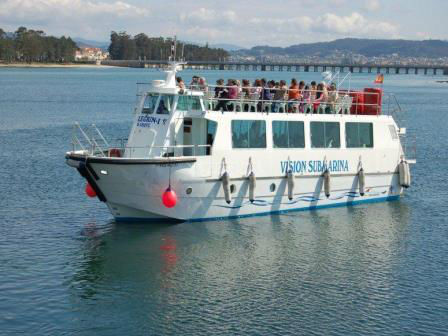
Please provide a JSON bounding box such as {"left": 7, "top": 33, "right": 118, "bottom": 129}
{"left": 66, "top": 62, "right": 415, "bottom": 222}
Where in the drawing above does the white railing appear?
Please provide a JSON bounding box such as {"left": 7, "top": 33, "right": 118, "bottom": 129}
{"left": 71, "top": 123, "right": 212, "bottom": 158}
{"left": 186, "top": 84, "right": 388, "bottom": 116}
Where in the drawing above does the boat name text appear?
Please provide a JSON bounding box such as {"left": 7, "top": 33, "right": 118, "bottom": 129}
{"left": 280, "top": 160, "right": 349, "bottom": 174}
{"left": 137, "top": 116, "right": 168, "bottom": 128}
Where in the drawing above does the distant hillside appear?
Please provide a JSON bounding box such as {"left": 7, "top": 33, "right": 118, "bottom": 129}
{"left": 235, "top": 38, "right": 448, "bottom": 58}
{"left": 210, "top": 43, "right": 243, "bottom": 51}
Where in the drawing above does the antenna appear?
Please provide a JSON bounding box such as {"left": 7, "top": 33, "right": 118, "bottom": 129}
{"left": 170, "top": 36, "right": 177, "bottom": 62}
{"left": 181, "top": 43, "right": 185, "bottom": 62}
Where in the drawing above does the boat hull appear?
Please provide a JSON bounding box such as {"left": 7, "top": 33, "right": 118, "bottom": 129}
{"left": 69, "top": 156, "right": 402, "bottom": 222}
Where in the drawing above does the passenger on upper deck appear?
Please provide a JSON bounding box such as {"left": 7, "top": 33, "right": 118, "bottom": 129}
{"left": 199, "top": 77, "right": 208, "bottom": 92}
{"left": 298, "top": 81, "right": 305, "bottom": 96}
{"left": 327, "top": 83, "right": 339, "bottom": 113}
{"left": 313, "top": 82, "right": 328, "bottom": 112}
{"left": 301, "top": 85, "right": 311, "bottom": 113}
{"left": 251, "top": 79, "right": 262, "bottom": 97}
{"left": 228, "top": 79, "right": 238, "bottom": 100}
{"left": 242, "top": 79, "right": 251, "bottom": 98}
{"left": 259, "top": 79, "right": 273, "bottom": 112}
{"left": 288, "top": 78, "right": 300, "bottom": 100}
{"left": 214, "top": 79, "right": 228, "bottom": 111}
{"left": 310, "top": 81, "right": 317, "bottom": 101}
{"left": 176, "top": 77, "right": 185, "bottom": 93}
{"left": 190, "top": 75, "right": 199, "bottom": 88}
{"left": 272, "top": 80, "right": 287, "bottom": 112}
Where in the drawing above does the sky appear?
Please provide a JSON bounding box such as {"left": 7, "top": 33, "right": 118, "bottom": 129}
{"left": 0, "top": 0, "right": 446, "bottom": 47}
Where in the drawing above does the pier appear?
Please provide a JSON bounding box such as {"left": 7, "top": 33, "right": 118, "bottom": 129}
{"left": 102, "top": 60, "right": 448, "bottom": 76}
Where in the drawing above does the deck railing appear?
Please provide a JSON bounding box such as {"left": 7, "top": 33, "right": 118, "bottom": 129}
{"left": 71, "top": 124, "right": 211, "bottom": 158}
{"left": 136, "top": 82, "right": 394, "bottom": 117}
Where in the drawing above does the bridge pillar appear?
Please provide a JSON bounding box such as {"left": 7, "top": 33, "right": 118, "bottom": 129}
{"left": 424, "top": 68, "right": 428, "bottom": 75}
{"left": 386, "top": 68, "right": 390, "bottom": 74}
{"left": 433, "top": 68, "right": 437, "bottom": 75}
{"left": 444, "top": 68, "right": 448, "bottom": 75}
{"left": 305, "top": 65, "right": 309, "bottom": 72}
{"left": 395, "top": 68, "right": 399, "bottom": 74}
{"left": 405, "top": 68, "right": 409, "bottom": 74}
{"left": 323, "top": 66, "right": 327, "bottom": 72}
{"left": 415, "top": 68, "right": 418, "bottom": 75}
{"left": 219, "top": 64, "right": 224, "bottom": 70}
{"left": 261, "top": 65, "right": 266, "bottom": 71}
{"left": 368, "top": 67, "right": 372, "bottom": 73}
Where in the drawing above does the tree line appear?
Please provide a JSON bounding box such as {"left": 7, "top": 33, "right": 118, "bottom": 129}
{"left": 108, "top": 32, "right": 229, "bottom": 61}
{"left": 0, "top": 27, "right": 77, "bottom": 63}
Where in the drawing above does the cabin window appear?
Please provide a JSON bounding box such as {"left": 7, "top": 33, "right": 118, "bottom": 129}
{"left": 346, "top": 122, "right": 374, "bottom": 148}
{"left": 157, "top": 95, "right": 174, "bottom": 114}
{"left": 142, "top": 94, "right": 159, "bottom": 114}
{"left": 310, "top": 122, "right": 340, "bottom": 148}
{"left": 177, "top": 95, "right": 202, "bottom": 111}
{"left": 206, "top": 120, "right": 217, "bottom": 155}
{"left": 272, "top": 121, "right": 305, "bottom": 148}
{"left": 232, "top": 120, "right": 266, "bottom": 148}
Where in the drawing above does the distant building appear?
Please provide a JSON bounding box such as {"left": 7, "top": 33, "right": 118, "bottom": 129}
{"left": 75, "top": 48, "right": 109, "bottom": 61}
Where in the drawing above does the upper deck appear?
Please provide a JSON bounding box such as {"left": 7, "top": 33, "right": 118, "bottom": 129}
{"left": 68, "top": 63, "right": 414, "bottom": 162}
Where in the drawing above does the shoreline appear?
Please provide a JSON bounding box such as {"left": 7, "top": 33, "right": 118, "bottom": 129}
{"left": 0, "top": 63, "right": 116, "bottom": 68}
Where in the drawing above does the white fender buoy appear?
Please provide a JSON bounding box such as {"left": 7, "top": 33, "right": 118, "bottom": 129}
{"left": 358, "top": 168, "right": 365, "bottom": 196}
{"left": 399, "top": 161, "right": 411, "bottom": 188}
{"left": 323, "top": 169, "right": 331, "bottom": 198}
{"left": 221, "top": 172, "right": 231, "bottom": 204}
{"left": 248, "top": 171, "right": 256, "bottom": 203}
{"left": 287, "top": 170, "right": 295, "bottom": 200}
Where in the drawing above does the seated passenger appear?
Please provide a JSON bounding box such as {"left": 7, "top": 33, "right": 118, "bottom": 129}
{"left": 326, "top": 83, "right": 339, "bottom": 113}
{"left": 251, "top": 79, "right": 262, "bottom": 97}
{"left": 226, "top": 79, "right": 239, "bottom": 111}
{"left": 214, "top": 79, "right": 228, "bottom": 111}
{"left": 199, "top": 77, "right": 208, "bottom": 92}
{"left": 259, "top": 79, "right": 272, "bottom": 112}
{"left": 190, "top": 75, "right": 199, "bottom": 88}
{"left": 272, "top": 80, "right": 287, "bottom": 112}
{"left": 298, "top": 81, "right": 305, "bottom": 96}
{"left": 310, "top": 81, "right": 317, "bottom": 101}
{"left": 313, "top": 82, "right": 328, "bottom": 112}
{"left": 300, "top": 85, "right": 311, "bottom": 113}
{"left": 235, "top": 79, "right": 242, "bottom": 94}
{"left": 176, "top": 77, "right": 185, "bottom": 93}
{"left": 288, "top": 78, "right": 300, "bottom": 100}
{"left": 228, "top": 79, "right": 238, "bottom": 100}
{"left": 288, "top": 78, "right": 301, "bottom": 112}
{"left": 242, "top": 79, "right": 251, "bottom": 98}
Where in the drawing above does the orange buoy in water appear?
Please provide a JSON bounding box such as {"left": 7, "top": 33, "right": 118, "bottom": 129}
{"left": 162, "top": 187, "right": 177, "bottom": 208}
{"left": 85, "top": 183, "right": 97, "bottom": 198}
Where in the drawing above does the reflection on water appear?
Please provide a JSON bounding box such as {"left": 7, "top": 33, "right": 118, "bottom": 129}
{"left": 69, "top": 202, "right": 411, "bottom": 334}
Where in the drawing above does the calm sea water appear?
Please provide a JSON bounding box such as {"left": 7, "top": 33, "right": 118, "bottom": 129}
{"left": 0, "top": 67, "right": 447, "bottom": 335}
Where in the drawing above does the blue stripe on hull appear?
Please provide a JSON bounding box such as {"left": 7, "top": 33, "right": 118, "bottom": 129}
{"left": 114, "top": 195, "right": 400, "bottom": 223}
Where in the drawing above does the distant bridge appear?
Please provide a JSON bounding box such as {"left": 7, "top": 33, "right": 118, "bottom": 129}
{"left": 101, "top": 60, "right": 448, "bottom": 76}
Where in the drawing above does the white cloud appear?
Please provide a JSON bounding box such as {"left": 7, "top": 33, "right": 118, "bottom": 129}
{"left": 0, "top": 1, "right": 406, "bottom": 45}
{"left": 311, "top": 12, "right": 397, "bottom": 37}
{"left": 0, "top": 0, "right": 149, "bottom": 25}
{"left": 180, "top": 8, "right": 237, "bottom": 24}
{"left": 365, "top": 0, "right": 381, "bottom": 12}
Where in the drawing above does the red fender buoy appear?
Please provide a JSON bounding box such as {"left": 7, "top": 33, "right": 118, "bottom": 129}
{"left": 85, "top": 183, "right": 97, "bottom": 198}
{"left": 162, "top": 187, "right": 177, "bottom": 208}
